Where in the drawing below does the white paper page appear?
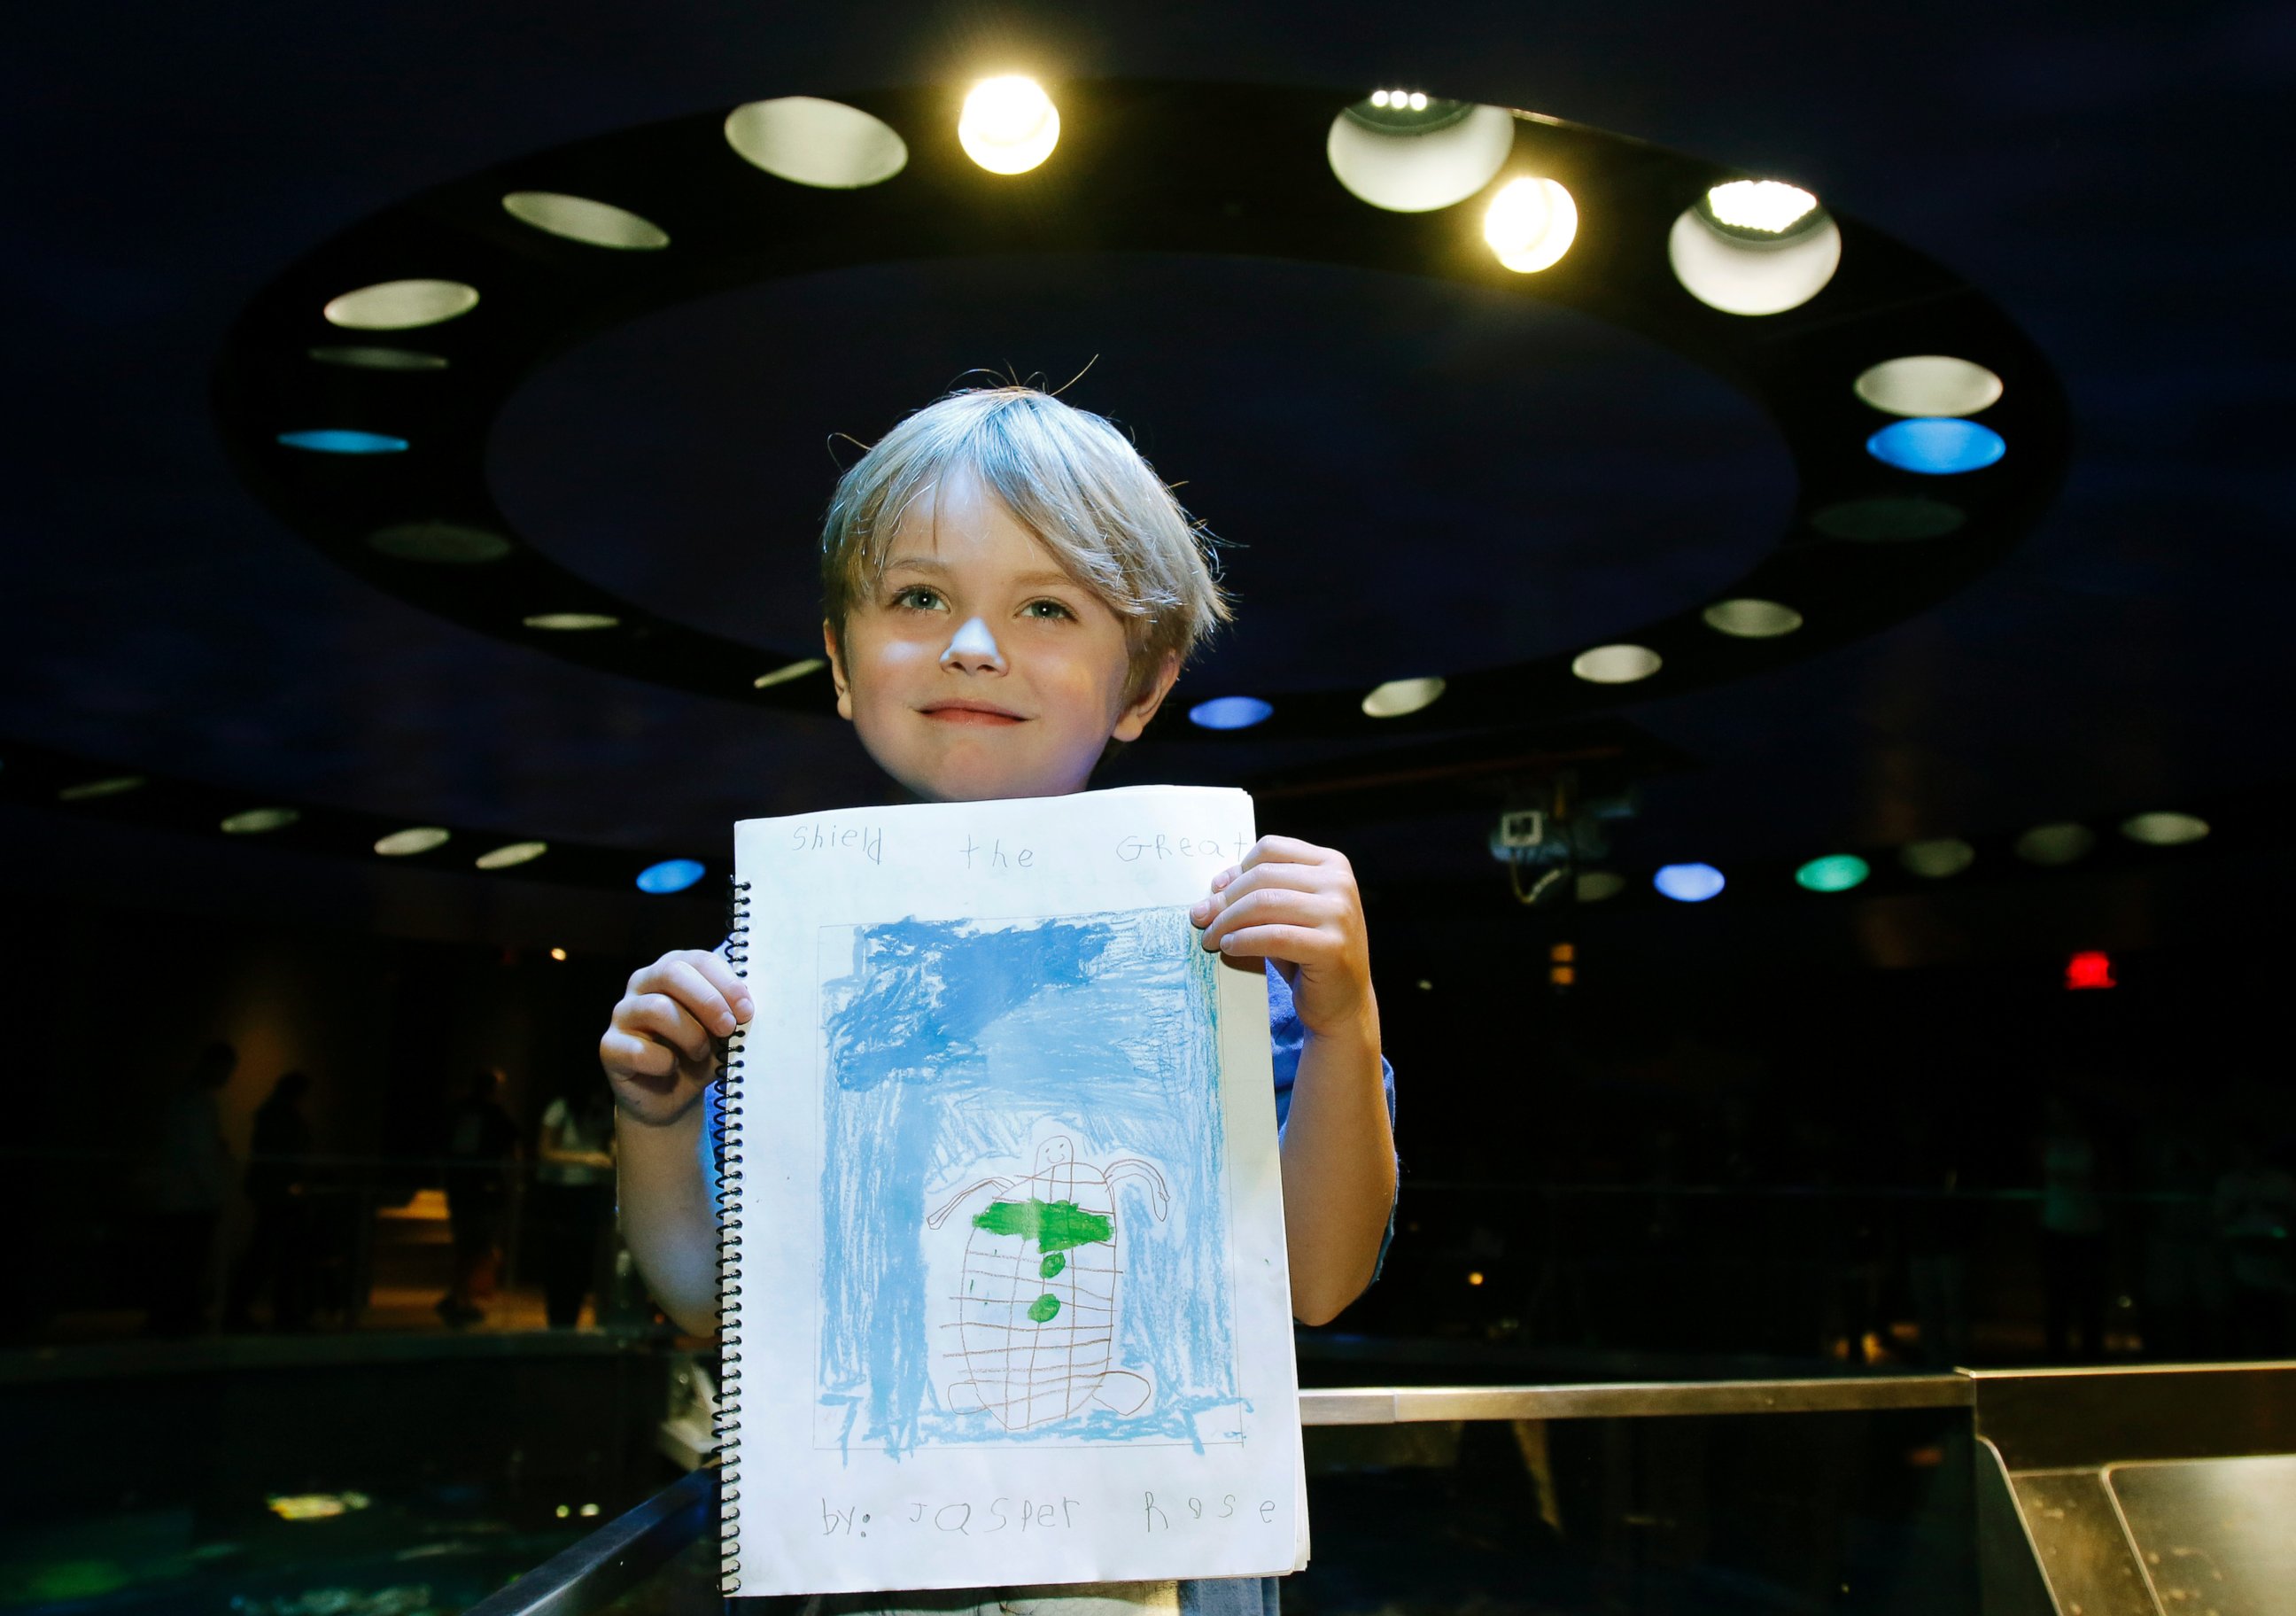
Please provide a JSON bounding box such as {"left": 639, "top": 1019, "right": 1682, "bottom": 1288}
{"left": 720, "top": 786, "right": 1307, "bottom": 1597}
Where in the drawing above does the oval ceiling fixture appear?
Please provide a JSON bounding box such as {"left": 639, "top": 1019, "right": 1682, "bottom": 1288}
{"left": 523, "top": 611, "right": 619, "bottom": 631}
{"left": 221, "top": 806, "right": 300, "bottom": 835}
{"left": 1701, "top": 598, "right": 1803, "bottom": 638}
{"left": 374, "top": 826, "right": 451, "bottom": 857}
{"left": 306, "top": 345, "right": 447, "bottom": 371}
{"left": 1855, "top": 355, "right": 2003, "bottom": 418}
{"left": 1866, "top": 418, "right": 2006, "bottom": 475}
{"left": 1810, "top": 497, "right": 1966, "bottom": 542}
{"left": 1668, "top": 182, "right": 1841, "bottom": 315}
{"left": 501, "top": 190, "right": 671, "bottom": 250}
{"left": 637, "top": 858, "right": 708, "bottom": 895}
{"left": 1189, "top": 695, "right": 1274, "bottom": 730}
{"left": 2120, "top": 811, "right": 2209, "bottom": 846}
{"left": 1795, "top": 853, "right": 1870, "bottom": 893}
{"left": 475, "top": 839, "right": 550, "bottom": 869}
{"left": 323, "top": 279, "right": 479, "bottom": 331}
{"left": 2014, "top": 822, "right": 2095, "bottom": 866}
{"left": 368, "top": 521, "right": 514, "bottom": 564}
{"left": 1654, "top": 862, "right": 1726, "bottom": 903}
{"left": 1571, "top": 644, "right": 1662, "bottom": 684}
{"left": 1326, "top": 96, "right": 1515, "bottom": 213}
{"left": 1483, "top": 177, "right": 1577, "bottom": 273}
{"left": 1361, "top": 676, "right": 1446, "bottom": 718}
{"left": 725, "top": 97, "right": 908, "bottom": 189}
{"left": 754, "top": 657, "right": 827, "bottom": 689}
{"left": 1899, "top": 837, "right": 1975, "bottom": 878}
{"left": 58, "top": 774, "right": 145, "bottom": 802}
{"left": 958, "top": 76, "right": 1061, "bottom": 175}
{"left": 277, "top": 429, "right": 408, "bottom": 454}
{"left": 1575, "top": 869, "right": 1627, "bottom": 903}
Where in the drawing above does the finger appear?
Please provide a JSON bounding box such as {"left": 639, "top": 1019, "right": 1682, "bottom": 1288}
{"left": 1207, "top": 922, "right": 1338, "bottom": 962}
{"left": 1238, "top": 835, "right": 1341, "bottom": 873}
{"left": 1199, "top": 887, "right": 1342, "bottom": 952}
{"left": 654, "top": 957, "right": 744, "bottom": 1035}
{"left": 619, "top": 992, "right": 716, "bottom": 1063}
{"left": 1193, "top": 862, "right": 1331, "bottom": 926}
{"left": 690, "top": 948, "right": 756, "bottom": 1019}
{"left": 600, "top": 1028, "right": 677, "bottom": 1082}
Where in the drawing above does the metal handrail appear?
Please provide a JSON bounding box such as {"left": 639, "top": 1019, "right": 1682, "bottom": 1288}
{"left": 469, "top": 1373, "right": 1975, "bottom": 1616}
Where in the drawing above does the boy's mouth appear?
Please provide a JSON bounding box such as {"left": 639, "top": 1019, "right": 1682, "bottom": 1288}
{"left": 919, "top": 698, "right": 1026, "bottom": 726}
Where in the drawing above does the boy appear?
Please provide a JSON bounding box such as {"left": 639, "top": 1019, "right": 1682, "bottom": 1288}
{"left": 601, "top": 386, "right": 1398, "bottom": 1616}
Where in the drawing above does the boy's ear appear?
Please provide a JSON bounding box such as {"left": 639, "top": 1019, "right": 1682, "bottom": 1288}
{"left": 1111, "top": 650, "right": 1182, "bottom": 742}
{"left": 821, "top": 619, "right": 854, "bottom": 721}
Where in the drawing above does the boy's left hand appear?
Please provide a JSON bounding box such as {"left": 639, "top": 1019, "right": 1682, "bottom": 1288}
{"left": 1191, "top": 835, "right": 1377, "bottom": 1043}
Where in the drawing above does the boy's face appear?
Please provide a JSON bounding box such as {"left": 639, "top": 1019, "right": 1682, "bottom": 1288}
{"left": 823, "top": 470, "right": 1178, "bottom": 802}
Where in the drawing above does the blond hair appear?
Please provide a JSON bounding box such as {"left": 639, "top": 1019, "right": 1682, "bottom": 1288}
{"left": 819, "top": 387, "right": 1229, "bottom": 696}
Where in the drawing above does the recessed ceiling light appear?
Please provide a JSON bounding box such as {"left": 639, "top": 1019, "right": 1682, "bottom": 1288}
{"left": 221, "top": 807, "right": 299, "bottom": 835}
{"left": 1669, "top": 190, "right": 1841, "bottom": 315}
{"left": 2120, "top": 812, "right": 2209, "bottom": 847}
{"left": 1854, "top": 356, "right": 2004, "bottom": 419}
{"left": 1704, "top": 180, "right": 1819, "bottom": 235}
{"left": 958, "top": 76, "right": 1061, "bottom": 175}
{"left": 277, "top": 429, "right": 408, "bottom": 454}
{"left": 1188, "top": 695, "right": 1274, "bottom": 730}
{"left": 754, "top": 657, "right": 826, "bottom": 689}
{"left": 500, "top": 191, "right": 670, "bottom": 250}
{"left": 1571, "top": 644, "right": 1662, "bottom": 684}
{"left": 306, "top": 346, "right": 447, "bottom": 371}
{"left": 322, "top": 279, "right": 479, "bottom": 331}
{"left": 549, "top": 947, "right": 569, "bottom": 961}
{"left": 1702, "top": 598, "right": 1803, "bottom": 638}
{"left": 1866, "top": 418, "right": 2006, "bottom": 476}
{"left": 1575, "top": 870, "right": 1627, "bottom": 903}
{"left": 1327, "top": 98, "right": 1516, "bottom": 213}
{"left": 1361, "top": 676, "right": 1447, "bottom": 718}
{"left": 375, "top": 827, "right": 451, "bottom": 857}
{"left": 368, "top": 522, "right": 513, "bottom": 564}
{"left": 1654, "top": 862, "right": 1726, "bottom": 903}
{"left": 475, "top": 840, "right": 548, "bottom": 870}
{"left": 2014, "top": 823, "right": 2095, "bottom": 866}
{"left": 523, "top": 612, "right": 619, "bottom": 631}
{"left": 1811, "top": 498, "right": 1966, "bottom": 542}
{"left": 1795, "top": 854, "right": 1871, "bottom": 893}
{"left": 1483, "top": 177, "right": 1577, "bottom": 273}
{"left": 636, "top": 858, "right": 707, "bottom": 895}
{"left": 1899, "top": 838, "right": 1975, "bottom": 878}
{"left": 58, "top": 774, "right": 145, "bottom": 802}
{"left": 724, "top": 97, "right": 909, "bottom": 189}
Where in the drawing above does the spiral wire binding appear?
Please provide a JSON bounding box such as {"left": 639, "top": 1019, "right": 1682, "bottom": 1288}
{"left": 717, "top": 877, "right": 752, "bottom": 1591}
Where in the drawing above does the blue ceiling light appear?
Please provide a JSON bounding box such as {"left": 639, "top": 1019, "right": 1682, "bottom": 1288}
{"left": 1188, "top": 695, "right": 1273, "bottom": 730}
{"left": 1653, "top": 862, "right": 1726, "bottom": 903}
{"left": 277, "top": 429, "right": 409, "bottom": 454}
{"left": 636, "top": 858, "right": 707, "bottom": 895}
{"left": 1865, "top": 418, "right": 2005, "bottom": 475}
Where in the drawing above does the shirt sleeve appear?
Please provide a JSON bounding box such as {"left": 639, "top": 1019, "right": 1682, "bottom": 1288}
{"left": 1266, "top": 960, "right": 1400, "bottom": 1286}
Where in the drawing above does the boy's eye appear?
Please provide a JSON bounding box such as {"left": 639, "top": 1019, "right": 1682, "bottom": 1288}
{"left": 1021, "top": 598, "right": 1074, "bottom": 621}
{"left": 890, "top": 586, "right": 945, "bottom": 611}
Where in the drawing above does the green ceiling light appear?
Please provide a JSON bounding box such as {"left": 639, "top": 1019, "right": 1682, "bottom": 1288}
{"left": 1795, "top": 853, "right": 1870, "bottom": 892}
{"left": 58, "top": 775, "right": 145, "bottom": 802}
{"left": 221, "top": 806, "right": 300, "bottom": 835}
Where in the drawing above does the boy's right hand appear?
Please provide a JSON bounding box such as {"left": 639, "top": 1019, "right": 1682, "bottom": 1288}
{"left": 601, "top": 948, "right": 754, "bottom": 1126}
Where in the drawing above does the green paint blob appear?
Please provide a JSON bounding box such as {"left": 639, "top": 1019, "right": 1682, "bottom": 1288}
{"left": 973, "top": 1197, "right": 1113, "bottom": 1254}
{"left": 1039, "top": 1251, "right": 1066, "bottom": 1278}
{"left": 1028, "top": 1294, "right": 1062, "bottom": 1323}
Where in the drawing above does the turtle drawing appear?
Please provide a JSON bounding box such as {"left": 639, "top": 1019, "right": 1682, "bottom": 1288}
{"left": 925, "top": 1135, "right": 1172, "bottom": 1431}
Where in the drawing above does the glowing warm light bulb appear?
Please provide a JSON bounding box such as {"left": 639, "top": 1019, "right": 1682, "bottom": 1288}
{"left": 1408, "top": 91, "right": 1429, "bottom": 111}
{"left": 958, "top": 76, "right": 1060, "bottom": 175}
{"left": 1371, "top": 89, "right": 1392, "bottom": 107}
{"left": 1483, "top": 176, "right": 1578, "bottom": 273}
{"left": 1705, "top": 179, "right": 1818, "bottom": 234}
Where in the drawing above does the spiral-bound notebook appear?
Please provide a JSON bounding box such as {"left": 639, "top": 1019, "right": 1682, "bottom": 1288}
{"left": 715, "top": 786, "right": 1307, "bottom": 1597}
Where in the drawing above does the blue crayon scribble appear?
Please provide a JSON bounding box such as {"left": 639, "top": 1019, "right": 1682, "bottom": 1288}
{"left": 816, "top": 907, "right": 1236, "bottom": 1460}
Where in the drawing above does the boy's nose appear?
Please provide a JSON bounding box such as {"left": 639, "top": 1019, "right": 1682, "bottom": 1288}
{"left": 940, "top": 616, "right": 1006, "bottom": 672}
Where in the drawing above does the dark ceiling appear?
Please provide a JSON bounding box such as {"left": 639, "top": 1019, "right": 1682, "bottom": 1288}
{"left": 5, "top": 0, "right": 2291, "bottom": 941}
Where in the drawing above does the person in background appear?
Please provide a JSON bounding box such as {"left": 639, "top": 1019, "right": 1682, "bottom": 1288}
{"left": 534, "top": 1084, "right": 616, "bottom": 1329}
{"left": 146, "top": 1041, "right": 237, "bottom": 1337}
{"left": 438, "top": 1067, "right": 520, "bottom": 1328}
{"left": 225, "top": 1070, "right": 315, "bottom": 1332}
